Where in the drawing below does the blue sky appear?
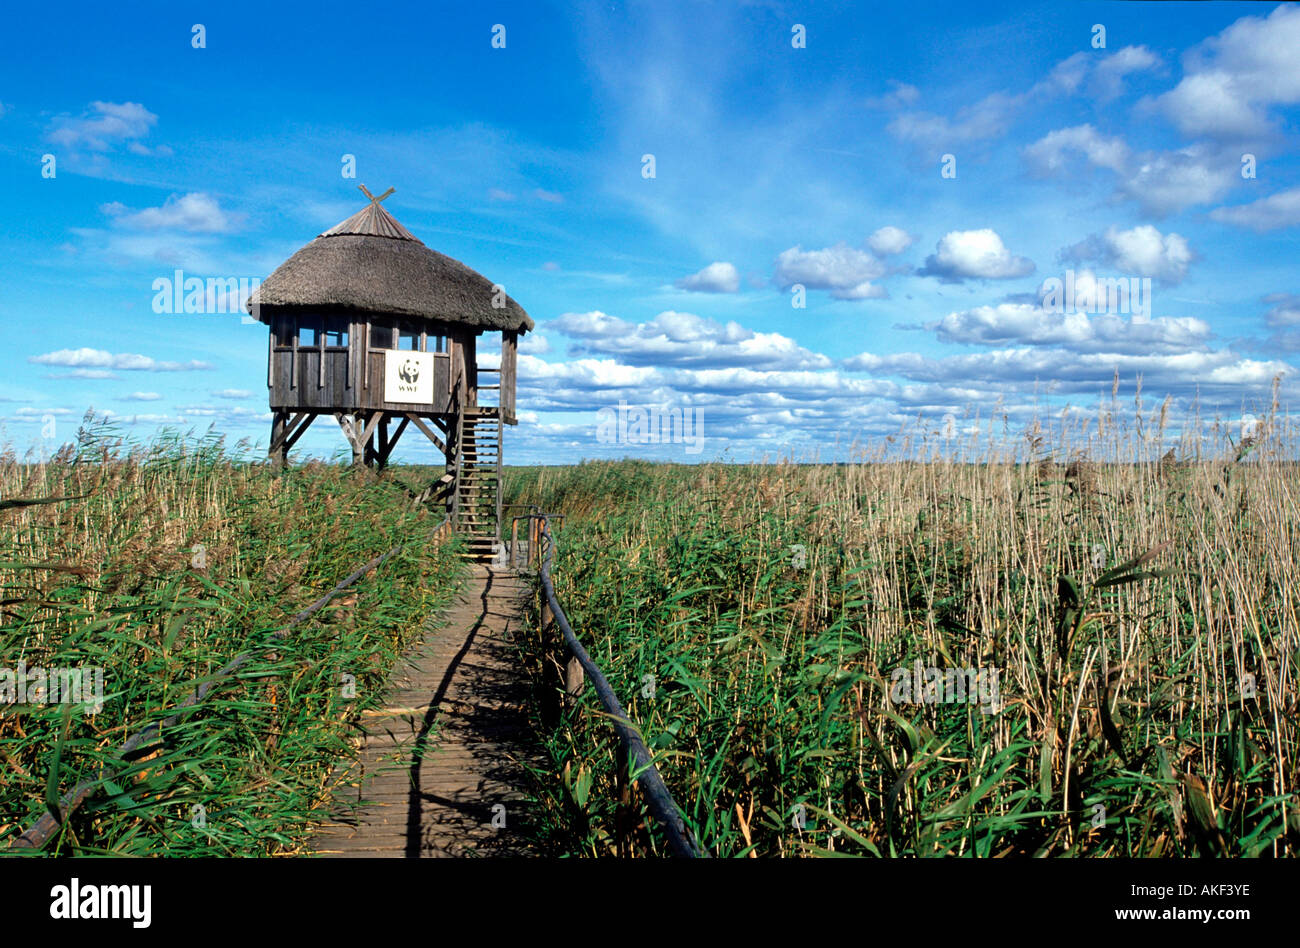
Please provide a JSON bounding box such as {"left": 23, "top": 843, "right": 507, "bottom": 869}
{"left": 2, "top": 0, "right": 1298, "bottom": 464}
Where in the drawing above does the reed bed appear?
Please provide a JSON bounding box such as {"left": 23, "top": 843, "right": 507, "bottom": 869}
{"left": 506, "top": 399, "right": 1300, "bottom": 857}
{"left": 0, "top": 416, "right": 464, "bottom": 855}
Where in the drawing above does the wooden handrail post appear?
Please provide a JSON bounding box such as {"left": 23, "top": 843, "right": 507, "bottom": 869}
{"left": 615, "top": 742, "right": 632, "bottom": 857}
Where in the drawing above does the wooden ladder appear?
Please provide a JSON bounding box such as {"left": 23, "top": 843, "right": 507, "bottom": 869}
{"left": 453, "top": 406, "right": 503, "bottom": 561}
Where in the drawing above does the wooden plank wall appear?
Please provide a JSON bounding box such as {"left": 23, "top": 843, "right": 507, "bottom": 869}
{"left": 268, "top": 317, "right": 453, "bottom": 413}
{"left": 270, "top": 348, "right": 352, "bottom": 409}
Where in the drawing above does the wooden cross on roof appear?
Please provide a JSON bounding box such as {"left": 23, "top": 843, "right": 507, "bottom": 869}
{"left": 358, "top": 184, "right": 395, "bottom": 205}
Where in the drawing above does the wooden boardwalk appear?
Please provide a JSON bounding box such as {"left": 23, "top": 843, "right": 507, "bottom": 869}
{"left": 310, "top": 563, "right": 545, "bottom": 857}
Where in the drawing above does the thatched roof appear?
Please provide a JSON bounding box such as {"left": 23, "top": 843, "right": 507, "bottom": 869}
{"left": 248, "top": 197, "right": 533, "bottom": 332}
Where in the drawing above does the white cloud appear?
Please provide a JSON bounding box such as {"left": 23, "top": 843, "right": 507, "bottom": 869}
{"left": 1157, "top": 71, "right": 1270, "bottom": 140}
{"left": 1264, "top": 293, "right": 1300, "bottom": 328}
{"left": 1155, "top": 5, "right": 1300, "bottom": 139}
{"left": 519, "top": 354, "right": 657, "bottom": 392}
{"left": 214, "top": 389, "right": 250, "bottom": 399}
{"left": 845, "top": 346, "right": 1289, "bottom": 395}
{"left": 1261, "top": 294, "right": 1300, "bottom": 351}
{"left": 1023, "top": 124, "right": 1129, "bottom": 176}
{"left": 123, "top": 392, "right": 162, "bottom": 401}
{"left": 1121, "top": 144, "right": 1238, "bottom": 216}
{"left": 487, "top": 188, "right": 515, "bottom": 201}
{"left": 865, "top": 80, "right": 920, "bottom": 109}
{"left": 1092, "top": 46, "right": 1162, "bottom": 101}
{"left": 1210, "top": 187, "right": 1300, "bottom": 232}
{"left": 551, "top": 310, "right": 830, "bottom": 370}
{"left": 500, "top": 306, "right": 1294, "bottom": 458}
{"left": 101, "top": 193, "right": 243, "bottom": 234}
{"left": 867, "top": 226, "right": 915, "bottom": 256}
{"left": 1025, "top": 128, "right": 1237, "bottom": 216}
{"left": 46, "top": 101, "right": 158, "bottom": 151}
{"left": 534, "top": 189, "right": 564, "bottom": 203}
{"left": 519, "top": 333, "right": 551, "bottom": 355}
{"left": 773, "top": 243, "right": 887, "bottom": 299}
{"left": 888, "top": 90, "right": 1024, "bottom": 148}
{"left": 13, "top": 407, "right": 74, "bottom": 417}
{"left": 919, "top": 229, "right": 1034, "bottom": 281}
{"left": 675, "top": 261, "right": 740, "bottom": 293}
{"left": 1063, "top": 225, "right": 1194, "bottom": 284}
{"left": 885, "top": 50, "right": 1120, "bottom": 150}
{"left": 930, "top": 302, "right": 1211, "bottom": 354}
{"left": 46, "top": 369, "right": 118, "bottom": 380}
{"left": 29, "top": 349, "right": 213, "bottom": 371}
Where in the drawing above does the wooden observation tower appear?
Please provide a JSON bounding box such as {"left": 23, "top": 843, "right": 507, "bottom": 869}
{"left": 247, "top": 186, "right": 533, "bottom": 559}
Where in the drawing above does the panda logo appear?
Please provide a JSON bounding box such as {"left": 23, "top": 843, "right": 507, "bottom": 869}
{"left": 399, "top": 359, "right": 420, "bottom": 384}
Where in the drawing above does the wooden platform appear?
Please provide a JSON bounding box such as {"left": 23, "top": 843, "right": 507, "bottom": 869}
{"left": 310, "top": 564, "right": 544, "bottom": 857}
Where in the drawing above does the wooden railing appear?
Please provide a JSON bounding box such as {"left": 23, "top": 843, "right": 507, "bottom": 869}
{"left": 510, "top": 511, "right": 708, "bottom": 858}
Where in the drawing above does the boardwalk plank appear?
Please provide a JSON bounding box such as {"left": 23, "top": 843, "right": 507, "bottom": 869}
{"left": 309, "top": 563, "right": 545, "bottom": 857}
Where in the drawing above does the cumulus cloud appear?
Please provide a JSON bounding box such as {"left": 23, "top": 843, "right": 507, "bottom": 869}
{"left": 773, "top": 243, "right": 887, "bottom": 299}
{"left": 100, "top": 193, "right": 243, "bottom": 234}
{"left": 675, "top": 261, "right": 740, "bottom": 293}
{"left": 844, "top": 346, "right": 1289, "bottom": 395}
{"left": 1024, "top": 128, "right": 1237, "bottom": 216}
{"left": 919, "top": 229, "right": 1034, "bottom": 282}
{"left": 551, "top": 310, "right": 830, "bottom": 370}
{"left": 1023, "top": 124, "right": 1129, "bottom": 176}
{"left": 519, "top": 333, "right": 552, "bottom": 355}
{"left": 1120, "top": 144, "right": 1239, "bottom": 217}
{"left": 122, "top": 392, "right": 162, "bottom": 401}
{"left": 1209, "top": 187, "right": 1300, "bottom": 232}
{"left": 867, "top": 226, "right": 915, "bottom": 256}
{"left": 1062, "top": 225, "right": 1194, "bottom": 284}
{"left": 29, "top": 349, "right": 213, "bottom": 372}
{"left": 213, "top": 389, "right": 250, "bottom": 399}
{"left": 929, "top": 302, "right": 1211, "bottom": 354}
{"left": 1154, "top": 4, "right": 1300, "bottom": 140}
{"left": 46, "top": 101, "right": 159, "bottom": 151}
{"left": 493, "top": 305, "right": 1295, "bottom": 460}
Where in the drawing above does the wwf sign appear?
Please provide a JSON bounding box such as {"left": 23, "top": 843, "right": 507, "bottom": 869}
{"left": 385, "top": 350, "right": 434, "bottom": 404}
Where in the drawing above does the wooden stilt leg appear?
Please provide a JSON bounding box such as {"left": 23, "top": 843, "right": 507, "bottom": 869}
{"left": 269, "top": 410, "right": 289, "bottom": 467}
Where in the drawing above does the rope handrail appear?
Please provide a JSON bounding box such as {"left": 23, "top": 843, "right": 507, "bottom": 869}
{"left": 528, "top": 512, "right": 708, "bottom": 858}
{"left": 5, "top": 515, "right": 452, "bottom": 852}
